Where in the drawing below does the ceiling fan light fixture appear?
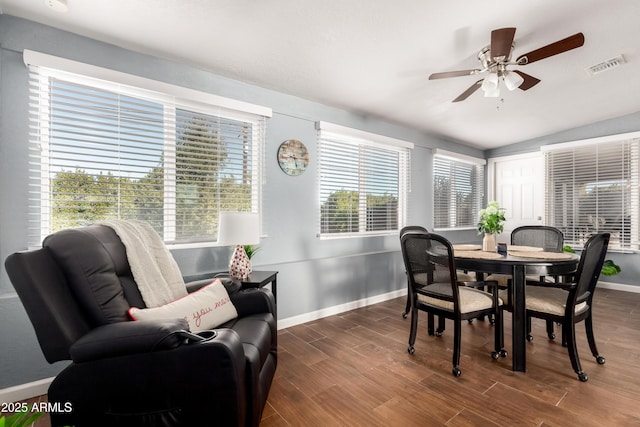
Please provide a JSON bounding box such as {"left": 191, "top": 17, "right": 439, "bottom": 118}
{"left": 481, "top": 72, "right": 499, "bottom": 93}
{"left": 504, "top": 71, "right": 524, "bottom": 91}
{"left": 483, "top": 85, "right": 500, "bottom": 98}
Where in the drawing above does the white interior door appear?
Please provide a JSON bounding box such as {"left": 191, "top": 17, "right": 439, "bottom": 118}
{"left": 489, "top": 153, "right": 544, "bottom": 242}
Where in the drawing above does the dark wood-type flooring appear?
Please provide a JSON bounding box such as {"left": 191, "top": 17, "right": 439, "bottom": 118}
{"left": 13, "top": 288, "right": 640, "bottom": 426}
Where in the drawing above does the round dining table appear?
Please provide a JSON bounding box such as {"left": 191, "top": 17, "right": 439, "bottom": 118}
{"left": 454, "top": 248, "right": 580, "bottom": 372}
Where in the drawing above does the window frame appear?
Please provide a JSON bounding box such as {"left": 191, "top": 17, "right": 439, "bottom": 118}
{"left": 316, "top": 121, "right": 413, "bottom": 239}
{"left": 541, "top": 131, "right": 640, "bottom": 251}
{"left": 24, "top": 50, "right": 271, "bottom": 248}
{"left": 432, "top": 149, "right": 486, "bottom": 231}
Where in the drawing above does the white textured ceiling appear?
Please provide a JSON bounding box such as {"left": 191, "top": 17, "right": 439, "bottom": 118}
{"left": 2, "top": 0, "right": 640, "bottom": 149}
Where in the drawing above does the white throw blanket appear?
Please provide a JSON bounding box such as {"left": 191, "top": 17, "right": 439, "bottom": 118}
{"left": 99, "top": 220, "right": 187, "bottom": 307}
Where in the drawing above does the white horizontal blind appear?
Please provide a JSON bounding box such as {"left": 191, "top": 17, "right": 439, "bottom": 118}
{"left": 543, "top": 137, "right": 640, "bottom": 249}
{"left": 433, "top": 154, "right": 485, "bottom": 229}
{"left": 27, "top": 61, "right": 267, "bottom": 246}
{"left": 317, "top": 124, "right": 411, "bottom": 237}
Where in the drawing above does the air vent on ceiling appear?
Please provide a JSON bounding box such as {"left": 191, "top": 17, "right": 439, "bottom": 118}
{"left": 586, "top": 55, "right": 626, "bottom": 76}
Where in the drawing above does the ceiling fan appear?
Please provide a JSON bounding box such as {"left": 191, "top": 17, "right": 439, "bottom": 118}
{"left": 429, "top": 28, "right": 585, "bottom": 102}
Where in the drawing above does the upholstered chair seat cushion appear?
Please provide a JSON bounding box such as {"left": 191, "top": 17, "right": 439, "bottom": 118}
{"left": 418, "top": 283, "right": 502, "bottom": 313}
{"left": 485, "top": 274, "right": 509, "bottom": 287}
{"left": 525, "top": 286, "right": 588, "bottom": 316}
{"left": 498, "top": 287, "right": 588, "bottom": 316}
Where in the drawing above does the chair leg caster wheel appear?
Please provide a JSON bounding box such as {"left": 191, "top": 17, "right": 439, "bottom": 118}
{"left": 500, "top": 349, "right": 508, "bottom": 358}
{"left": 491, "top": 351, "right": 500, "bottom": 360}
{"left": 526, "top": 334, "right": 533, "bottom": 342}
{"left": 408, "top": 346, "right": 415, "bottom": 355}
{"left": 578, "top": 372, "right": 588, "bottom": 382}
{"left": 548, "top": 333, "right": 556, "bottom": 340}
{"left": 596, "top": 356, "right": 605, "bottom": 365}
{"left": 452, "top": 367, "right": 461, "bottom": 377}
{"left": 402, "top": 312, "right": 408, "bottom": 319}
{"left": 435, "top": 331, "right": 443, "bottom": 337}
{"left": 467, "top": 319, "right": 473, "bottom": 324}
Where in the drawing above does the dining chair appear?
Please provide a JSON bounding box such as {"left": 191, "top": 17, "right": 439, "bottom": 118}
{"left": 519, "top": 232, "right": 609, "bottom": 381}
{"left": 401, "top": 232, "right": 506, "bottom": 377}
{"left": 399, "top": 226, "right": 477, "bottom": 331}
{"left": 488, "top": 225, "right": 565, "bottom": 339}
{"left": 489, "top": 225, "right": 565, "bottom": 285}
{"left": 399, "top": 226, "right": 449, "bottom": 336}
{"left": 514, "top": 225, "right": 566, "bottom": 339}
{"left": 511, "top": 225, "right": 565, "bottom": 252}
{"left": 400, "top": 225, "right": 429, "bottom": 319}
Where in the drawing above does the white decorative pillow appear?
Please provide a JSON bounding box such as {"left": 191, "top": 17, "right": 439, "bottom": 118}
{"left": 128, "top": 279, "right": 238, "bottom": 332}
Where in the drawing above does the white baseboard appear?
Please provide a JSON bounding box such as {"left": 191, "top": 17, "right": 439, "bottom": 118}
{"left": 599, "top": 281, "right": 640, "bottom": 293}
{"left": 278, "top": 287, "right": 407, "bottom": 330}
{"left": 0, "top": 377, "right": 53, "bottom": 404}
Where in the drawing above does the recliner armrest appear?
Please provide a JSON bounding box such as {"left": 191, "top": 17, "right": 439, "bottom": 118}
{"left": 232, "top": 287, "right": 276, "bottom": 317}
{"left": 70, "top": 318, "right": 189, "bottom": 363}
{"left": 185, "top": 276, "right": 241, "bottom": 295}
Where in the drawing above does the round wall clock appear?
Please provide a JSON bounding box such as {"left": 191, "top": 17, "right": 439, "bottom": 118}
{"left": 277, "top": 139, "right": 309, "bottom": 176}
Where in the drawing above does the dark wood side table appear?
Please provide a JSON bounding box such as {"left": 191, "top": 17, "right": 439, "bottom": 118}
{"left": 240, "top": 270, "right": 278, "bottom": 302}
{"left": 183, "top": 270, "right": 278, "bottom": 304}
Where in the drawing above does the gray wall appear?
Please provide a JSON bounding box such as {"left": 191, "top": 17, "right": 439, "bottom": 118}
{"left": 0, "top": 15, "right": 483, "bottom": 388}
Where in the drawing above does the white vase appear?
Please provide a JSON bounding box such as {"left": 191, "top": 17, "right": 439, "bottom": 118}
{"left": 482, "top": 233, "right": 496, "bottom": 252}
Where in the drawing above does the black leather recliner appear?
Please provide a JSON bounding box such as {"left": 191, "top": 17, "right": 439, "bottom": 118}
{"left": 5, "top": 225, "right": 277, "bottom": 427}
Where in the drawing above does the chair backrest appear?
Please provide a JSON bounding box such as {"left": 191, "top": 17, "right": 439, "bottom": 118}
{"left": 511, "top": 225, "right": 564, "bottom": 252}
{"left": 5, "top": 248, "right": 92, "bottom": 363}
{"left": 401, "top": 232, "right": 458, "bottom": 300}
{"left": 572, "top": 233, "right": 610, "bottom": 306}
{"left": 400, "top": 225, "right": 429, "bottom": 237}
{"left": 5, "top": 225, "right": 146, "bottom": 362}
{"left": 400, "top": 226, "right": 430, "bottom": 282}
{"left": 42, "top": 225, "right": 146, "bottom": 324}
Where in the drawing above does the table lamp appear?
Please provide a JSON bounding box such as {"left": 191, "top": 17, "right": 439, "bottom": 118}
{"left": 217, "top": 212, "right": 260, "bottom": 280}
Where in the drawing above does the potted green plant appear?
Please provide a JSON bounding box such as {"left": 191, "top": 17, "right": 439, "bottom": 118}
{"left": 477, "top": 201, "right": 506, "bottom": 252}
{"left": 0, "top": 410, "right": 42, "bottom": 427}
{"left": 243, "top": 244, "right": 260, "bottom": 260}
{"left": 563, "top": 245, "right": 621, "bottom": 276}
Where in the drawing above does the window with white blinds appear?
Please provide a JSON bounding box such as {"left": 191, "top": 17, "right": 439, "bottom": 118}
{"left": 316, "top": 122, "right": 412, "bottom": 237}
{"left": 25, "top": 50, "right": 271, "bottom": 247}
{"left": 542, "top": 133, "right": 640, "bottom": 250}
{"left": 433, "top": 150, "right": 485, "bottom": 230}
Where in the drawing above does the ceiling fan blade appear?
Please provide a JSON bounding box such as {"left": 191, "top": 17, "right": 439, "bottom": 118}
{"left": 516, "top": 32, "right": 585, "bottom": 65}
{"left": 491, "top": 27, "right": 516, "bottom": 61}
{"left": 513, "top": 71, "right": 541, "bottom": 90}
{"left": 452, "top": 80, "right": 483, "bottom": 102}
{"left": 429, "top": 69, "right": 481, "bottom": 79}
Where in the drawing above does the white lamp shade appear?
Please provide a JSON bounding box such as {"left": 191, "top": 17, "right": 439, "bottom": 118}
{"left": 504, "top": 71, "right": 524, "bottom": 91}
{"left": 217, "top": 212, "right": 260, "bottom": 246}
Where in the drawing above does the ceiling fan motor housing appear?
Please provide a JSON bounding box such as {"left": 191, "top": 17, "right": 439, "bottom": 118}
{"left": 477, "top": 43, "right": 515, "bottom": 71}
